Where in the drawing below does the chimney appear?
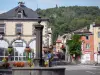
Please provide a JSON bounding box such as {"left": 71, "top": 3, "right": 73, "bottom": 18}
{"left": 18, "top": 2, "right": 25, "bottom": 7}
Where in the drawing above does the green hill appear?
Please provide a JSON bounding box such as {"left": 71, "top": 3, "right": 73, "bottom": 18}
{"left": 37, "top": 6, "right": 100, "bottom": 43}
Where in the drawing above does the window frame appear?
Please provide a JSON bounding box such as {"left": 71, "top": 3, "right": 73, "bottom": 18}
{"left": 14, "top": 42, "right": 23, "bottom": 47}
{"left": 98, "top": 32, "right": 100, "bottom": 38}
{"left": 16, "top": 23, "right": 23, "bottom": 35}
{"left": 0, "top": 24, "right": 5, "bottom": 34}
{"left": 86, "top": 43, "right": 90, "bottom": 49}
{"left": 18, "top": 12, "right": 23, "bottom": 18}
{"left": 86, "top": 35, "right": 89, "bottom": 40}
{"left": 98, "top": 43, "right": 100, "bottom": 51}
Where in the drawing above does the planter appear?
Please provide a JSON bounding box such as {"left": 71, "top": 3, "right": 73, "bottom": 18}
{"left": 2, "top": 57, "right": 8, "bottom": 63}
{"left": 2, "top": 63, "right": 10, "bottom": 68}
{"left": 27, "top": 59, "right": 33, "bottom": 67}
{"left": 13, "top": 62, "right": 25, "bottom": 67}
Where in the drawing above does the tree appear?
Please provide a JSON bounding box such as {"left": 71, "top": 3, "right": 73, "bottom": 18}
{"left": 67, "top": 34, "right": 82, "bottom": 60}
{"left": 38, "top": 6, "right": 100, "bottom": 43}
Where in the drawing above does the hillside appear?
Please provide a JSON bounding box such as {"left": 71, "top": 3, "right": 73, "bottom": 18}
{"left": 37, "top": 6, "right": 100, "bottom": 43}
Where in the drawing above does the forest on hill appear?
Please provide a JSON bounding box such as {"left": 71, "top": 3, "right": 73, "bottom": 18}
{"left": 37, "top": 6, "right": 100, "bottom": 43}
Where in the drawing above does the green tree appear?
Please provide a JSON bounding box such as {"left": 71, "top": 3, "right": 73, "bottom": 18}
{"left": 67, "top": 34, "right": 82, "bottom": 60}
{"left": 38, "top": 6, "right": 100, "bottom": 43}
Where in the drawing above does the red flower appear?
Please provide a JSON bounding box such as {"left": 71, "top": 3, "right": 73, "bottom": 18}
{"left": 25, "top": 48, "right": 31, "bottom": 53}
{"left": 61, "top": 45, "right": 65, "bottom": 49}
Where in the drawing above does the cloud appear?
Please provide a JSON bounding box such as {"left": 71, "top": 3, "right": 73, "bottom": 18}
{"left": 0, "top": 10, "right": 5, "bottom": 14}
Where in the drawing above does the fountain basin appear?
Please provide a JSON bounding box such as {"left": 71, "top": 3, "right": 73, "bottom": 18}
{"left": 12, "top": 67, "right": 65, "bottom": 75}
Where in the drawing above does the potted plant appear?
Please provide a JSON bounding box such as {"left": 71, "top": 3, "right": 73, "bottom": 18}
{"left": 8, "top": 47, "right": 13, "bottom": 54}
{"left": 2, "top": 63, "right": 10, "bottom": 68}
{"left": 27, "top": 59, "right": 32, "bottom": 67}
{"left": 2, "top": 57, "right": 8, "bottom": 63}
{"left": 14, "top": 62, "right": 25, "bottom": 67}
{"left": 25, "top": 47, "right": 31, "bottom": 53}
{"left": 2, "top": 57, "right": 10, "bottom": 68}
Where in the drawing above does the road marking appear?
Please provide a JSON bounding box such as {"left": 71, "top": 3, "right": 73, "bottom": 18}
{"left": 86, "top": 71, "right": 95, "bottom": 74}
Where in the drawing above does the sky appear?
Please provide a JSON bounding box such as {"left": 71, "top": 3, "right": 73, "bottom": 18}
{"left": 0, "top": 0, "right": 100, "bottom": 13}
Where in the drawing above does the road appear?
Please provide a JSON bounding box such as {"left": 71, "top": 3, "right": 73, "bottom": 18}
{"left": 57, "top": 65, "right": 100, "bottom": 75}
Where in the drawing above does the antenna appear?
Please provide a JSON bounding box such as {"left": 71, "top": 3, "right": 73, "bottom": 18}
{"left": 37, "top": 3, "right": 38, "bottom": 9}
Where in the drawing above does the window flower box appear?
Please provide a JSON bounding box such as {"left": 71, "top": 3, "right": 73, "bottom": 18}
{"left": 13, "top": 62, "right": 25, "bottom": 67}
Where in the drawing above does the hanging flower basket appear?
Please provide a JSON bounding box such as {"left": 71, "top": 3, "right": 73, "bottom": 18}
{"left": 25, "top": 47, "right": 31, "bottom": 53}
{"left": 8, "top": 47, "right": 13, "bottom": 54}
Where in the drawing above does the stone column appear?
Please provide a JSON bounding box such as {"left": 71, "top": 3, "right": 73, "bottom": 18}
{"left": 34, "top": 23, "right": 44, "bottom": 67}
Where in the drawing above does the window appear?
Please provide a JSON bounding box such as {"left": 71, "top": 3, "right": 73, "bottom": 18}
{"left": 86, "top": 35, "right": 89, "bottom": 40}
{"left": 14, "top": 42, "right": 23, "bottom": 47}
{"left": 86, "top": 44, "right": 90, "bottom": 49}
{"left": 18, "top": 13, "right": 23, "bottom": 18}
{"left": 98, "top": 32, "right": 100, "bottom": 38}
{"left": 0, "top": 24, "right": 5, "bottom": 34}
{"left": 98, "top": 43, "right": 100, "bottom": 51}
{"left": 16, "top": 24, "right": 22, "bottom": 34}
{"left": 0, "top": 48, "right": 8, "bottom": 61}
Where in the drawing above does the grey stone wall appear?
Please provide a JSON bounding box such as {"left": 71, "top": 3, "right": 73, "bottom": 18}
{"left": 12, "top": 67, "right": 65, "bottom": 75}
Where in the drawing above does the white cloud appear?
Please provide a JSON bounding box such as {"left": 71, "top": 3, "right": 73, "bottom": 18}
{"left": 0, "top": 10, "right": 5, "bottom": 14}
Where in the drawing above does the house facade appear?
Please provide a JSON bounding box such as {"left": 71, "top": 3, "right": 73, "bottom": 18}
{"left": 0, "top": 2, "right": 52, "bottom": 62}
{"left": 89, "top": 23, "right": 100, "bottom": 63}
{"left": 79, "top": 32, "right": 94, "bottom": 64}
{"left": 60, "top": 22, "right": 100, "bottom": 64}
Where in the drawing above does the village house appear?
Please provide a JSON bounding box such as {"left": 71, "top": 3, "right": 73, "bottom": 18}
{"left": 74, "top": 31, "right": 94, "bottom": 64}
{"left": 0, "top": 2, "right": 52, "bottom": 62}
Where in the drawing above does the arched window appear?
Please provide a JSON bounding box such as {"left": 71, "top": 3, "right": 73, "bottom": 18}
{"left": 0, "top": 40, "right": 9, "bottom": 61}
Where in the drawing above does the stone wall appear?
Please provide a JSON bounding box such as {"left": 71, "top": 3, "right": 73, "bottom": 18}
{"left": 12, "top": 67, "right": 65, "bottom": 75}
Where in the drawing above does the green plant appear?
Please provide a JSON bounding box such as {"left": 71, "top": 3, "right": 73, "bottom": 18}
{"left": 67, "top": 34, "right": 82, "bottom": 60}
{"left": 8, "top": 48, "right": 13, "bottom": 54}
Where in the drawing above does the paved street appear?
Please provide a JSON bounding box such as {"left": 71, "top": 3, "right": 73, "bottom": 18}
{"left": 57, "top": 65, "right": 100, "bottom": 75}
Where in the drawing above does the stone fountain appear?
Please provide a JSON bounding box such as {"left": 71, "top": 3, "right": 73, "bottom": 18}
{"left": 12, "top": 17, "right": 65, "bottom": 75}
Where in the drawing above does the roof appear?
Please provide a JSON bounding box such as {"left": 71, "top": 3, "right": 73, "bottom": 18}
{"left": 93, "top": 24, "right": 100, "bottom": 27}
{"left": 74, "top": 31, "right": 93, "bottom": 35}
{"left": 0, "top": 3, "right": 39, "bottom": 19}
{"left": 56, "top": 40, "right": 62, "bottom": 43}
